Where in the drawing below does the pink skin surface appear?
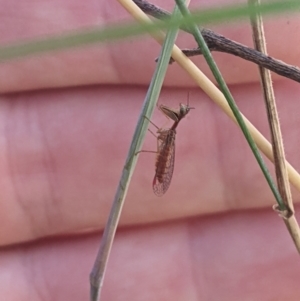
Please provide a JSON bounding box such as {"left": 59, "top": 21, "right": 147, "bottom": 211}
{"left": 1, "top": 0, "right": 300, "bottom": 300}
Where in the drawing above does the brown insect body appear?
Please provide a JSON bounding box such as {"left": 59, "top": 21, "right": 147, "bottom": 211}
{"left": 153, "top": 103, "right": 193, "bottom": 196}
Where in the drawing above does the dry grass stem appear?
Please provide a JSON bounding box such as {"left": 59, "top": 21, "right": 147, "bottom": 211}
{"left": 248, "top": 0, "right": 300, "bottom": 252}
{"left": 134, "top": 0, "right": 300, "bottom": 83}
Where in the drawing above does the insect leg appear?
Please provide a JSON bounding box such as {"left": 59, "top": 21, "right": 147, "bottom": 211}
{"left": 135, "top": 150, "right": 157, "bottom": 155}
{"left": 147, "top": 128, "right": 157, "bottom": 138}
{"left": 143, "top": 115, "right": 159, "bottom": 129}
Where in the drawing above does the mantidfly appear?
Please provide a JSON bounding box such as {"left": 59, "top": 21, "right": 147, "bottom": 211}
{"left": 140, "top": 95, "right": 194, "bottom": 196}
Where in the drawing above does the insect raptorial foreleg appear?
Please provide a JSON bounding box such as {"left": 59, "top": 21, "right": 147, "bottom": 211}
{"left": 155, "top": 107, "right": 171, "bottom": 129}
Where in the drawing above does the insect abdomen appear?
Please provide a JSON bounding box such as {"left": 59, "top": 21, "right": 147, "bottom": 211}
{"left": 154, "top": 130, "right": 176, "bottom": 183}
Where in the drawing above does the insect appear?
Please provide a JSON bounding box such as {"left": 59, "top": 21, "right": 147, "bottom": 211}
{"left": 143, "top": 97, "right": 194, "bottom": 196}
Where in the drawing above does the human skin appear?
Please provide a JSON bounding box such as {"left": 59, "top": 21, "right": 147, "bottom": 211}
{"left": 1, "top": 0, "right": 300, "bottom": 300}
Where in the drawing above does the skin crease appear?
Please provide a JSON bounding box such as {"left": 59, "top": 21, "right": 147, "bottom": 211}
{"left": 1, "top": 0, "right": 300, "bottom": 300}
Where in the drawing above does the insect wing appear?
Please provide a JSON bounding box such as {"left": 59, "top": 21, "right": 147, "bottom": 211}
{"left": 153, "top": 131, "right": 176, "bottom": 196}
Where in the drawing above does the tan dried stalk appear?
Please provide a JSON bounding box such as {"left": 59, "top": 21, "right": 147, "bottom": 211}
{"left": 248, "top": 0, "right": 300, "bottom": 251}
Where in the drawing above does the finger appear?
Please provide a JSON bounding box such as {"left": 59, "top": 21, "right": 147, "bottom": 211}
{"left": 2, "top": 207, "right": 300, "bottom": 301}
{"left": 0, "top": 0, "right": 299, "bottom": 92}
{"left": 1, "top": 80, "right": 300, "bottom": 245}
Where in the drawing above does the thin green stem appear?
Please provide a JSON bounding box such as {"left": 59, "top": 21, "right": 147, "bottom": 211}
{"left": 89, "top": 3, "right": 184, "bottom": 301}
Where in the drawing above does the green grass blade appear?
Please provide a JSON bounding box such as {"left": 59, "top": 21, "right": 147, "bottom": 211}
{"left": 90, "top": 4, "right": 184, "bottom": 300}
